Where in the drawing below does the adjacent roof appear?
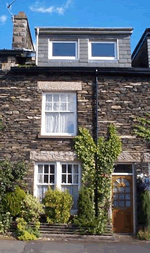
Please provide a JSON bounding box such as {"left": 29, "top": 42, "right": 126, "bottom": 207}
{"left": 35, "top": 27, "right": 133, "bottom": 35}
{"left": 132, "top": 28, "right": 150, "bottom": 61}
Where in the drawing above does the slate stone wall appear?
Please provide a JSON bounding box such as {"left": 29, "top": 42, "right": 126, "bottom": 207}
{"left": 0, "top": 70, "right": 150, "bottom": 192}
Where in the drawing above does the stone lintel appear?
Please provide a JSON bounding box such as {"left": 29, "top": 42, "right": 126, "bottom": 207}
{"left": 38, "top": 81, "right": 82, "bottom": 91}
{"left": 30, "top": 151, "right": 150, "bottom": 163}
{"left": 117, "top": 151, "right": 150, "bottom": 162}
{"left": 30, "top": 151, "right": 78, "bottom": 162}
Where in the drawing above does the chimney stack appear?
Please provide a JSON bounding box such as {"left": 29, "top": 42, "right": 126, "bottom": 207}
{"left": 12, "top": 12, "right": 34, "bottom": 50}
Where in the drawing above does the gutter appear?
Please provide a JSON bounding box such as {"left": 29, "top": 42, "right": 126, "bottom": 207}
{"left": 11, "top": 66, "right": 150, "bottom": 76}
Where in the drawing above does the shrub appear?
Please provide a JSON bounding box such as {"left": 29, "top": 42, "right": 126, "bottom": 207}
{"left": 43, "top": 187, "right": 72, "bottom": 224}
{"left": 142, "top": 190, "right": 150, "bottom": 230}
{"left": 137, "top": 229, "right": 150, "bottom": 240}
{"left": 74, "top": 187, "right": 107, "bottom": 235}
{"left": 4, "top": 186, "right": 26, "bottom": 217}
{"left": 0, "top": 212, "right": 12, "bottom": 234}
{"left": 20, "top": 194, "right": 44, "bottom": 223}
{"left": 77, "top": 187, "right": 95, "bottom": 223}
{"left": 16, "top": 218, "right": 37, "bottom": 241}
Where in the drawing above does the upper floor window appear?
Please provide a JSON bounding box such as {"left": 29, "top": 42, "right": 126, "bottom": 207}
{"left": 89, "top": 41, "right": 117, "bottom": 60}
{"left": 49, "top": 41, "right": 78, "bottom": 60}
{"left": 41, "top": 92, "right": 77, "bottom": 136}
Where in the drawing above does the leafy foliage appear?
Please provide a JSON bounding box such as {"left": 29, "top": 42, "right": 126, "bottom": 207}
{"left": 20, "top": 193, "right": 44, "bottom": 223}
{"left": 0, "top": 212, "right": 12, "bottom": 235}
{"left": 77, "top": 187, "right": 95, "bottom": 223}
{"left": 0, "top": 160, "right": 28, "bottom": 195}
{"left": 137, "top": 229, "right": 150, "bottom": 240}
{"left": 74, "top": 124, "right": 122, "bottom": 234}
{"left": 4, "top": 186, "right": 26, "bottom": 217}
{"left": 43, "top": 187, "right": 73, "bottom": 224}
{"left": 16, "top": 218, "right": 39, "bottom": 241}
{"left": 133, "top": 113, "right": 150, "bottom": 140}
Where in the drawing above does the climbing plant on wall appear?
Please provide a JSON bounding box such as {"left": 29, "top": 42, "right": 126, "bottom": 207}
{"left": 133, "top": 113, "right": 150, "bottom": 140}
{"left": 74, "top": 124, "right": 122, "bottom": 233}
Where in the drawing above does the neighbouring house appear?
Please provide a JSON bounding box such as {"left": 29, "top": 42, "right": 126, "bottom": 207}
{"left": 0, "top": 12, "right": 150, "bottom": 234}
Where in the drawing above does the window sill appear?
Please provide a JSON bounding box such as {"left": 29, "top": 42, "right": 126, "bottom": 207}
{"left": 38, "top": 134, "right": 75, "bottom": 139}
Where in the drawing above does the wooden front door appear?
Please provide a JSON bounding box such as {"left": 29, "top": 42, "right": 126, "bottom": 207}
{"left": 112, "top": 175, "right": 133, "bottom": 233}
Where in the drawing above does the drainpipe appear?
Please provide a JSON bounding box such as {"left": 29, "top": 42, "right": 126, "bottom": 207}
{"left": 95, "top": 69, "right": 98, "bottom": 217}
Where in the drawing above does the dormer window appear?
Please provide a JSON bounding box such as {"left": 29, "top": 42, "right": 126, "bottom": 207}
{"left": 49, "top": 41, "right": 78, "bottom": 60}
{"left": 89, "top": 41, "right": 117, "bottom": 60}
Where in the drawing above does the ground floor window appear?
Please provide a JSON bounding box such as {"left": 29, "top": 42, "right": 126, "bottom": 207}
{"left": 34, "top": 162, "right": 81, "bottom": 210}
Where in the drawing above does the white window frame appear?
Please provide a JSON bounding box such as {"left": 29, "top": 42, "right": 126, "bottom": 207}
{"left": 34, "top": 162, "right": 81, "bottom": 212}
{"left": 41, "top": 92, "right": 77, "bottom": 136}
{"left": 88, "top": 41, "right": 117, "bottom": 60}
{"left": 49, "top": 40, "right": 78, "bottom": 60}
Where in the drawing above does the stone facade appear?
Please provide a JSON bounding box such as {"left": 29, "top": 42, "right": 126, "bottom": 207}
{"left": 0, "top": 69, "right": 150, "bottom": 192}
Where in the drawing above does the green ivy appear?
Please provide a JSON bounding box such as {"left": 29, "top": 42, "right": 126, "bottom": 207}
{"left": 74, "top": 124, "right": 122, "bottom": 233}
{"left": 133, "top": 113, "right": 150, "bottom": 140}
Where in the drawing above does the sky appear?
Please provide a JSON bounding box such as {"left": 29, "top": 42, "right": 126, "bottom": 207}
{"left": 0, "top": 0, "right": 150, "bottom": 53}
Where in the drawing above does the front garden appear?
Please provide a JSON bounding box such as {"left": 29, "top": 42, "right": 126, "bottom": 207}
{"left": 1, "top": 124, "right": 150, "bottom": 240}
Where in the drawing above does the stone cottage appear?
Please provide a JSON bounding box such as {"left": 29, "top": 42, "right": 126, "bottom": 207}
{"left": 0, "top": 12, "right": 150, "bottom": 234}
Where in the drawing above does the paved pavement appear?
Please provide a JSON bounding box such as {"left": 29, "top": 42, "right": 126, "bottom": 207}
{"left": 0, "top": 239, "right": 150, "bottom": 253}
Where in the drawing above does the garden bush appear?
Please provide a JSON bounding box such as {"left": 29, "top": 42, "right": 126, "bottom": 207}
{"left": 0, "top": 212, "right": 12, "bottom": 235}
{"left": 74, "top": 187, "right": 107, "bottom": 234}
{"left": 4, "top": 186, "right": 26, "bottom": 217}
{"left": 77, "top": 187, "right": 95, "bottom": 224}
{"left": 43, "top": 187, "right": 72, "bottom": 224}
{"left": 20, "top": 193, "right": 44, "bottom": 222}
{"left": 137, "top": 229, "right": 150, "bottom": 240}
{"left": 16, "top": 217, "right": 39, "bottom": 241}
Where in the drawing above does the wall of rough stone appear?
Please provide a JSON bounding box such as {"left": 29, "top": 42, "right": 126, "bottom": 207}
{"left": 0, "top": 70, "right": 150, "bottom": 192}
{"left": 12, "top": 12, "right": 34, "bottom": 50}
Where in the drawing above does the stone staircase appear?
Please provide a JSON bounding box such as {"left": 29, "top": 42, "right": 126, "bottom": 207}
{"left": 11, "top": 222, "right": 113, "bottom": 237}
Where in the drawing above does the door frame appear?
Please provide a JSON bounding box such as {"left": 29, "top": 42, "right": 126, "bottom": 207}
{"left": 112, "top": 164, "right": 136, "bottom": 234}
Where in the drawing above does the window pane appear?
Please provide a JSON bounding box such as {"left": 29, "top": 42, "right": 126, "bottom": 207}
{"left": 50, "top": 175, "right": 54, "bottom": 183}
{"left": 125, "top": 194, "right": 130, "bottom": 200}
{"left": 45, "top": 113, "right": 59, "bottom": 133}
{"left": 113, "top": 200, "right": 118, "bottom": 207}
{"left": 50, "top": 165, "right": 55, "bottom": 174}
{"left": 62, "top": 164, "right": 66, "bottom": 173}
{"left": 119, "top": 201, "right": 124, "bottom": 207}
{"left": 53, "top": 102, "right": 59, "bottom": 111}
{"left": 37, "top": 174, "right": 43, "bottom": 183}
{"left": 59, "top": 113, "right": 74, "bottom": 134}
{"left": 44, "top": 165, "right": 49, "bottom": 174}
{"left": 62, "top": 185, "right": 78, "bottom": 209}
{"left": 119, "top": 194, "right": 124, "bottom": 200}
{"left": 73, "top": 165, "right": 78, "bottom": 174}
{"left": 60, "top": 103, "right": 67, "bottom": 111}
{"left": 113, "top": 194, "right": 118, "bottom": 200}
{"left": 46, "top": 94, "right": 52, "bottom": 102}
{"left": 92, "top": 43, "right": 115, "bottom": 57}
{"left": 37, "top": 185, "right": 48, "bottom": 201}
{"left": 125, "top": 187, "right": 130, "bottom": 192}
{"left": 73, "top": 175, "right": 78, "bottom": 184}
{"left": 68, "top": 164, "right": 72, "bottom": 173}
{"left": 68, "top": 175, "right": 72, "bottom": 183}
{"left": 44, "top": 175, "right": 48, "bottom": 183}
{"left": 119, "top": 187, "right": 124, "bottom": 193}
{"left": 62, "top": 175, "right": 66, "bottom": 183}
{"left": 68, "top": 102, "right": 74, "bottom": 111}
{"left": 53, "top": 94, "right": 59, "bottom": 102}
{"left": 38, "top": 165, "right": 43, "bottom": 173}
{"left": 60, "top": 94, "right": 66, "bottom": 102}
{"left": 53, "top": 43, "right": 76, "bottom": 57}
{"left": 126, "top": 201, "right": 131, "bottom": 207}
{"left": 45, "top": 103, "right": 52, "bottom": 111}
{"left": 68, "top": 94, "right": 74, "bottom": 102}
